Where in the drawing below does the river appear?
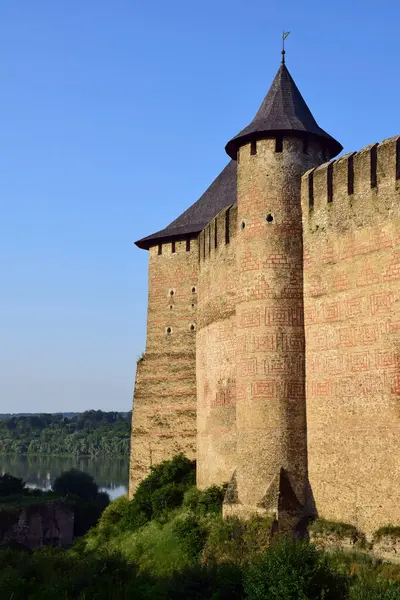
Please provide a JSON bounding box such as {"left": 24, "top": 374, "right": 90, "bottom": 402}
{"left": 0, "top": 454, "right": 129, "bottom": 500}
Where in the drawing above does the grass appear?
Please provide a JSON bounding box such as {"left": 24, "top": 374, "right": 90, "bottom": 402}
{"left": 309, "top": 518, "right": 361, "bottom": 539}
{"left": 374, "top": 526, "right": 400, "bottom": 541}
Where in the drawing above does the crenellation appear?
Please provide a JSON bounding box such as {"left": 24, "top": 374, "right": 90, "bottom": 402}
{"left": 199, "top": 204, "right": 237, "bottom": 266}
{"left": 377, "top": 135, "right": 400, "bottom": 188}
{"left": 353, "top": 143, "right": 379, "bottom": 196}
{"left": 312, "top": 161, "right": 334, "bottom": 208}
{"left": 131, "top": 57, "right": 400, "bottom": 537}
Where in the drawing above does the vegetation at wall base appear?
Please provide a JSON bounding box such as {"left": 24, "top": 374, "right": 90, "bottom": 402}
{"left": 0, "top": 410, "right": 131, "bottom": 456}
{"left": 1, "top": 456, "right": 400, "bottom": 599}
{"left": 374, "top": 526, "right": 400, "bottom": 541}
{"left": 309, "top": 518, "right": 361, "bottom": 540}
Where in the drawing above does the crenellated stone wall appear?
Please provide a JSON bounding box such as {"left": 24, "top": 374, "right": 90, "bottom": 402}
{"left": 130, "top": 132, "right": 400, "bottom": 536}
{"left": 196, "top": 205, "right": 238, "bottom": 489}
{"left": 302, "top": 135, "right": 400, "bottom": 535}
{"left": 129, "top": 239, "right": 199, "bottom": 495}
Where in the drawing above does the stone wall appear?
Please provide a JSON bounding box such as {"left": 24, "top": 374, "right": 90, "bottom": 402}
{"left": 302, "top": 135, "right": 400, "bottom": 535}
{"left": 129, "top": 239, "right": 199, "bottom": 495}
{"left": 196, "top": 205, "right": 237, "bottom": 489}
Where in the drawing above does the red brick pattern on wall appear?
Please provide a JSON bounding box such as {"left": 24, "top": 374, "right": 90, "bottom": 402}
{"left": 230, "top": 137, "right": 326, "bottom": 518}
{"left": 302, "top": 135, "right": 400, "bottom": 534}
{"left": 196, "top": 206, "right": 237, "bottom": 489}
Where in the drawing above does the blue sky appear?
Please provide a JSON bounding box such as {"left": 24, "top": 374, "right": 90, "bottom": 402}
{"left": 0, "top": 0, "right": 398, "bottom": 413}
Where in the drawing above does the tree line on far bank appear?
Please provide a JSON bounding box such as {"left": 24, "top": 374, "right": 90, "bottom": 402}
{"left": 0, "top": 410, "right": 131, "bottom": 457}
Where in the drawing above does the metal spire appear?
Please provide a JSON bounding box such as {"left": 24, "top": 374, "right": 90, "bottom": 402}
{"left": 282, "top": 31, "right": 290, "bottom": 64}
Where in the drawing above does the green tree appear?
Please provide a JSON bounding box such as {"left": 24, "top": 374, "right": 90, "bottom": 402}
{"left": 0, "top": 473, "right": 25, "bottom": 496}
{"left": 52, "top": 469, "right": 98, "bottom": 500}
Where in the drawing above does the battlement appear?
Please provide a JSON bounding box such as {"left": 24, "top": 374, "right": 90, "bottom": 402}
{"left": 302, "top": 135, "right": 400, "bottom": 229}
{"left": 199, "top": 203, "right": 237, "bottom": 264}
{"left": 149, "top": 238, "right": 197, "bottom": 259}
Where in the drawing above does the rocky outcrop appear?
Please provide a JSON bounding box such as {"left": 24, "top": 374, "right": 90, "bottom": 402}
{"left": 0, "top": 501, "right": 74, "bottom": 549}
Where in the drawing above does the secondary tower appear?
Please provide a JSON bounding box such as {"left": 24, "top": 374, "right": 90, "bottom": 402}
{"left": 223, "top": 59, "right": 342, "bottom": 529}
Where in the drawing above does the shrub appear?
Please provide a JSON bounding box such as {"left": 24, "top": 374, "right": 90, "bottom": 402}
{"left": 243, "top": 539, "right": 348, "bottom": 600}
{"left": 0, "top": 473, "right": 25, "bottom": 497}
{"left": 183, "top": 484, "right": 226, "bottom": 515}
{"left": 121, "top": 454, "right": 195, "bottom": 530}
{"left": 150, "top": 482, "right": 188, "bottom": 519}
{"left": 98, "top": 495, "right": 130, "bottom": 532}
{"left": 135, "top": 562, "right": 243, "bottom": 600}
{"left": 72, "top": 495, "right": 110, "bottom": 537}
{"left": 203, "top": 514, "right": 274, "bottom": 565}
{"left": 0, "top": 546, "right": 137, "bottom": 600}
{"left": 172, "top": 512, "right": 207, "bottom": 561}
{"left": 52, "top": 469, "right": 98, "bottom": 501}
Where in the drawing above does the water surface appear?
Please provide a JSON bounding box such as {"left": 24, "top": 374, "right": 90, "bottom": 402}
{"left": 0, "top": 454, "right": 129, "bottom": 500}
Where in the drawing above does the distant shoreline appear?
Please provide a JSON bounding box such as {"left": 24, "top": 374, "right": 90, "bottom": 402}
{"left": 0, "top": 453, "right": 128, "bottom": 459}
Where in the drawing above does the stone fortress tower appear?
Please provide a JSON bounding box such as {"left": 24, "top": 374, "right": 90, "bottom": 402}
{"left": 130, "top": 52, "right": 400, "bottom": 535}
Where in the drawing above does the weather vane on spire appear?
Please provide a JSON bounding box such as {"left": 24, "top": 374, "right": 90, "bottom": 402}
{"left": 281, "top": 31, "right": 290, "bottom": 64}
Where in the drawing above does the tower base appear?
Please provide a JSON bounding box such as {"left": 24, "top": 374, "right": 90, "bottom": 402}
{"left": 223, "top": 468, "right": 310, "bottom": 537}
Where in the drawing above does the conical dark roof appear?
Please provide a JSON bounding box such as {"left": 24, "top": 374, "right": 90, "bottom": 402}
{"left": 135, "top": 161, "right": 236, "bottom": 250}
{"left": 225, "top": 63, "right": 342, "bottom": 160}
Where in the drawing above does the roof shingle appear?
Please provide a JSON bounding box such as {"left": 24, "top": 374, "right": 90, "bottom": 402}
{"left": 225, "top": 63, "right": 342, "bottom": 159}
{"left": 135, "top": 161, "right": 236, "bottom": 250}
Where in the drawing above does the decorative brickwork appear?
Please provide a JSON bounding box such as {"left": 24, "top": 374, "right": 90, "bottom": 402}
{"left": 302, "top": 135, "right": 400, "bottom": 534}
{"left": 130, "top": 58, "right": 400, "bottom": 536}
{"left": 196, "top": 206, "right": 237, "bottom": 489}
{"left": 225, "top": 137, "right": 325, "bottom": 524}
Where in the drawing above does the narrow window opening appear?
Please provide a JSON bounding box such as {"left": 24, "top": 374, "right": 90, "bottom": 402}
{"left": 275, "top": 136, "right": 283, "bottom": 153}
{"left": 241, "top": 220, "right": 246, "bottom": 230}
{"left": 348, "top": 154, "right": 354, "bottom": 195}
{"left": 303, "top": 137, "right": 309, "bottom": 154}
{"left": 214, "top": 220, "right": 218, "bottom": 249}
{"left": 169, "top": 289, "right": 174, "bottom": 297}
{"left": 169, "top": 305, "right": 173, "bottom": 310}
{"left": 266, "top": 214, "right": 273, "bottom": 223}
{"left": 250, "top": 140, "right": 257, "bottom": 155}
{"left": 191, "top": 286, "right": 196, "bottom": 294}
{"left": 191, "top": 303, "right": 195, "bottom": 308}
{"left": 396, "top": 138, "right": 400, "bottom": 180}
{"left": 158, "top": 244, "right": 162, "bottom": 255}
{"left": 370, "top": 144, "right": 378, "bottom": 188}
{"left": 171, "top": 241, "right": 176, "bottom": 253}
{"left": 190, "top": 324, "right": 195, "bottom": 332}
{"left": 309, "top": 170, "right": 314, "bottom": 209}
{"left": 166, "top": 327, "right": 172, "bottom": 334}
{"left": 186, "top": 239, "right": 190, "bottom": 252}
{"left": 327, "top": 162, "right": 333, "bottom": 203}
{"left": 225, "top": 209, "right": 230, "bottom": 244}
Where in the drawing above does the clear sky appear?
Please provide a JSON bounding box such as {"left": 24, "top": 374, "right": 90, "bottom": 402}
{"left": 0, "top": 0, "right": 398, "bottom": 413}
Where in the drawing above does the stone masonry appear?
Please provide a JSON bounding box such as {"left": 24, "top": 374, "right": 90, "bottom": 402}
{"left": 130, "top": 57, "right": 400, "bottom": 535}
